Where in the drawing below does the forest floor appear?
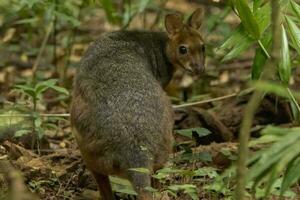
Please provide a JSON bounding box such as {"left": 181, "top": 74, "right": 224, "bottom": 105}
{"left": 0, "top": 0, "right": 300, "bottom": 200}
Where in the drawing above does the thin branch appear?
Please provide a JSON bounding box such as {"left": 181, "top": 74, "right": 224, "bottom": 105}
{"left": 32, "top": 21, "right": 54, "bottom": 83}
{"left": 172, "top": 93, "right": 237, "bottom": 109}
{"left": 0, "top": 113, "right": 70, "bottom": 118}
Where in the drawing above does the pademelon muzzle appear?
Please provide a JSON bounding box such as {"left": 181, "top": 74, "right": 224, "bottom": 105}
{"left": 189, "top": 62, "right": 205, "bottom": 75}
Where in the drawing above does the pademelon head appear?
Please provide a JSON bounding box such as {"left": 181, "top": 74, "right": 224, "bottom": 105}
{"left": 165, "top": 8, "right": 205, "bottom": 75}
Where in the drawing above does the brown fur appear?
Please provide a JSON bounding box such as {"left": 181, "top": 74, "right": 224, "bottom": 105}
{"left": 70, "top": 8, "right": 205, "bottom": 200}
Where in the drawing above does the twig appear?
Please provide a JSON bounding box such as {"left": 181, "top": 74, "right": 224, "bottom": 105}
{"left": 32, "top": 21, "right": 54, "bottom": 83}
{"left": 0, "top": 113, "right": 70, "bottom": 118}
{"left": 172, "top": 93, "right": 237, "bottom": 109}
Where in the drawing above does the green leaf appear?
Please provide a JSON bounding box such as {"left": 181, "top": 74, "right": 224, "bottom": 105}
{"left": 100, "top": 0, "right": 121, "bottom": 25}
{"left": 248, "top": 131, "right": 300, "bottom": 182}
{"left": 194, "top": 167, "right": 218, "bottom": 178}
{"left": 281, "top": 157, "right": 300, "bottom": 195}
{"left": 175, "top": 127, "right": 211, "bottom": 139}
{"left": 252, "top": 33, "right": 272, "bottom": 80}
{"left": 14, "top": 85, "right": 36, "bottom": 98}
{"left": 218, "top": 2, "right": 271, "bottom": 62}
{"left": 290, "top": 0, "right": 300, "bottom": 20}
{"left": 235, "top": 0, "right": 260, "bottom": 39}
{"left": 253, "top": 0, "right": 263, "bottom": 12}
{"left": 34, "top": 117, "right": 42, "bottom": 128}
{"left": 15, "top": 129, "right": 30, "bottom": 137}
{"left": 128, "top": 168, "right": 150, "bottom": 174}
{"left": 279, "top": 25, "right": 291, "bottom": 85}
{"left": 109, "top": 176, "right": 137, "bottom": 195}
{"left": 285, "top": 16, "right": 300, "bottom": 55}
{"left": 54, "top": 11, "right": 81, "bottom": 27}
{"left": 168, "top": 184, "right": 198, "bottom": 200}
{"left": 218, "top": 25, "right": 254, "bottom": 62}
{"left": 254, "top": 81, "right": 290, "bottom": 98}
{"left": 49, "top": 85, "right": 69, "bottom": 96}
{"left": 35, "top": 79, "right": 57, "bottom": 95}
{"left": 254, "top": 2, "right": 271, "bottom": 34}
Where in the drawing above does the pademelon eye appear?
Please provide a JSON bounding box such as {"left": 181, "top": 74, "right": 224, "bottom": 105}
{"left": 201, "top": 45, "right": 205, "bottom": 52}
{"left": 179, "top": 46, "right": 188, "bottom": 55}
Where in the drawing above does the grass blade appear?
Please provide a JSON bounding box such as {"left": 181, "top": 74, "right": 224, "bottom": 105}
{"left": 285, "top": 16, "right": 300, "bottom": 55}
{"left": 279, "top": 25, "right": 291, "bottom": 85}
{"left": 235, "top": 0, "right": 260, "bottom": 39}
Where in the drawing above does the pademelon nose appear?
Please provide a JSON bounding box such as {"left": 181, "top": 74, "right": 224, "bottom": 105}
{"left": 190, "top": 63, "right": 205, "bottom": 74}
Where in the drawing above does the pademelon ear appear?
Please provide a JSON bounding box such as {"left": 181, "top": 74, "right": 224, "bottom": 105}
{"left": 187, "top": 8, "right": 204, "bottom": 29}
{"left": 165, "top": 13, "right": 184, "bottom": 36}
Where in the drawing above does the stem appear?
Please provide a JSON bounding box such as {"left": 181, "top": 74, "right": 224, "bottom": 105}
{"left": 235, "top": 0, "right": 281, "bottom": 199}
{"left": 31, "top": 97, "right": 37, "bottom": 151}
{"left": 258, "top": 40, "right": 271, "bottom": 59}
{"left": 287, "top": 88, "right": 300, "bottom": 113}
{"left": 53, "top": 0, "right": 57, "bottom": 74}
{"left": 235, "top": 90, "right": 264, "bottom": 199}
{"left": 32, "top": 21, "right": 54, "bottom": 84}
{"left": 173, "top": 93, "right": 237, "bottom": 109}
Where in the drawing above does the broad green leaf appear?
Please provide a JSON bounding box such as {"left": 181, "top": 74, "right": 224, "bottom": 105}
{"left": 252, "top": 33, "right": 272, "bottom": 80}
{"left": 14, "top": 85, "right": 36, "bottom": 98}
{"left": 279, "top": 25, "right": 291, "bottom": 85}
{"left": 109, "top": 176, "right": 137, "bottom": 195}
{"left": 194, "top": 167, "right": 218, "bottom": 178}
{"left": 281, "top": 157, "right": 300, "bottom": 195}
{"left": 285, "top": 16, "right": 300, "bottom": 55}
{"left": 15, "top": 129, "right": 30, "bottom": 137}
{"left": 167, "top": 184, "right": 198, "bottom": 200}
{"left": 175, "top": 127, "right": 211, "bottom": 139}
{"left": 49, "top": 85, "right": 69, "bottom": 96}
{"left": 254, "top": 2, "right": 271, "bottom": 34}
{"left": 35, "top": 79, "right": 57, "bottom": 95}
{"left": 235, "top": 0, "right": 260, "bottom": 39}
{"left": 290, "top": 0, "right": 300, "bottom": 20}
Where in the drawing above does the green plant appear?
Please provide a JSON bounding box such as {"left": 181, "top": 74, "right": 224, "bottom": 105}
{"left": 218, "top": 0, "right": 300, "bottom": 86}
{"left": 217, "top": 0, "right": 300, "bottom": 198}
{"left": 98, "top": 0, "right": 155, "bottom": 28}
{"left": 13, "top": 79, "right": 69, "bottom": 150}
